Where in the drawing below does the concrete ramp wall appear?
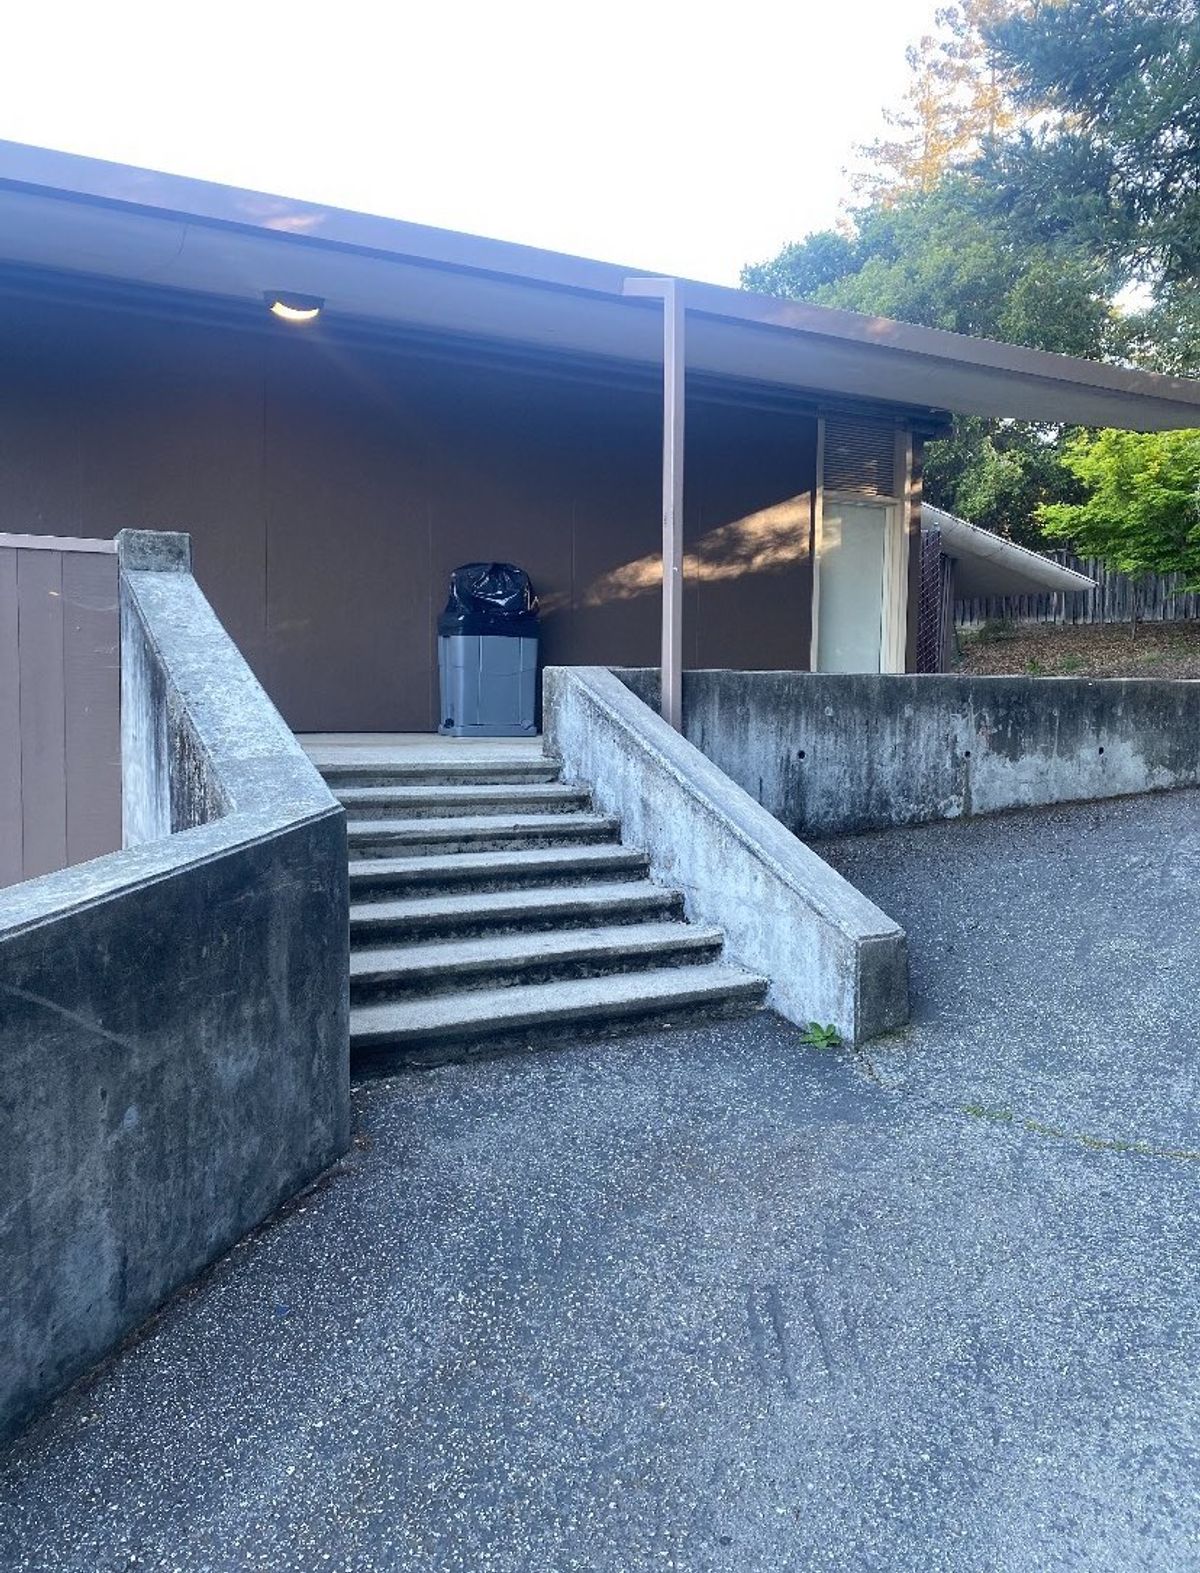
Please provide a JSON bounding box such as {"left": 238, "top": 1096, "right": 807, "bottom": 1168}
{"left": 618, "top": 669, "right": 1200, "bottom": 839}
{"left": 0, "top": 531, "right": 348, "bottom": 1442}
{"left": 543, "top": 666, "right": 908, "bottom": 1044}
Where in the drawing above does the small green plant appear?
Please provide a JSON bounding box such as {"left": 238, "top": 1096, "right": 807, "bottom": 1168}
{"left": 1026, "top": 657, "right": 1044, "bottom": 676}
{"left": 800, "top": 1021, "right": 842, "bottom": 1049}
{"left": 1056, "top": 654, "right": 1084, "bottom": 674}
{"left": 962, "top": 1103, "right": 1015, "bottom": 1123}
{"left": 974, "top": 618, "right": 1017, "bottom": 645}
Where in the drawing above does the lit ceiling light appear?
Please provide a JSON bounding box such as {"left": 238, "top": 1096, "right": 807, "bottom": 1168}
{"left": 265, "top": 292, "right": 324, "bottom": 323}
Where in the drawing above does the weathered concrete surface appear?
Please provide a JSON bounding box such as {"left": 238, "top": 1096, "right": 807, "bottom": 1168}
{"left": 0, "top": 532, "right": 349, "bottom": 1441}
{"left": 544, "top": 665, "right": 908, "bottom": 1042}
{"left": 6, "top": 783, "right": 1200, "bottom": 1573}
{"left": 620, "top": 667, "right": 1200, "bottom": 837}
{"left": 114, "top": 527, "right": 192, "bottom": 574}
{"left": 0, "top": 817, "right": 348, "bottom": 1444}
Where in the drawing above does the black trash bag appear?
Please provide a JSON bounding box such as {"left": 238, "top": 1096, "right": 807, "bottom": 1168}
{"left": 437, "top": 562, "right": 539, "bottom": 638}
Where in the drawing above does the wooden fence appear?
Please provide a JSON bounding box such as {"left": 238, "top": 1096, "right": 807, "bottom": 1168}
{"left": 0, "top": 532, "right": 121, "bottom": 889}
{"left": 955, "top": 551, "right": 1200, "bottom": 628}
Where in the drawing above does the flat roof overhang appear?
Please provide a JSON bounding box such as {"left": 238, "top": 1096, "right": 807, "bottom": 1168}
{"left": 3, "top": 139, "right": 1200, "bottom": 432}
{"left": 923, "top": 505, "right": 1097, "bottom": 599}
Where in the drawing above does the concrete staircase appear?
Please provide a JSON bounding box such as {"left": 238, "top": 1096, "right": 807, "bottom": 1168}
{"left": 310, "top": 744, "right": 767, "bottom": 1067}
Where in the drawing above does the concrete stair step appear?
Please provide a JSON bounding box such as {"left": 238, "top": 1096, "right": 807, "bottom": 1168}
{"left": 347, "top": 842, "right": 647, "bottom": 897}
{"left": 318, "top": 758, "right": 562, "bottom": 789}
{"left": 350, "top": 962, "right": 769, "bottom": 1066}
{"left": 335, "top": 782, "right": 590, "bottom": 819}
{"left": 348, "top": 879, "right": 685, "bottom": 942}
{"left": 347, "top": 812, "right": 619, "bottom": 858}
{"left": 349, "top": 920, "right": 726, "bottom": 998}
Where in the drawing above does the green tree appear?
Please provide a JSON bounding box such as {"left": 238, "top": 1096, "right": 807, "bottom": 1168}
{"left": 1116, "top": 284, "right": 1200, "bottom": 379}
{"left": 808, "top": 181, "right": 1113, "bottom": 354}
{"left": 982, "top": 0, "right": 1200, "bottom": 283}
{"left": 744, "top": 0, "right": 1200, "bottom": 558}
{"left": 923, "top": 418, "right": 1087, "bottom": 547}
{"left": 743, "top": 180, "right": 1114, "bottom": 352}
{"left": 1041, "top": 429, "right": 1200, "bottom": 589}
{"left": 741, "top": 229, "right": 857, "bottom": 301}
{"left": 741, "top": 179, "right": 1116, "bottom": 541}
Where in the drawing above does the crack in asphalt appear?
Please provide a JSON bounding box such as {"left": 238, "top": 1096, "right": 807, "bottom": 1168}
{"left": 811, "top": 1039, "right": 1200, "bottom": 1166}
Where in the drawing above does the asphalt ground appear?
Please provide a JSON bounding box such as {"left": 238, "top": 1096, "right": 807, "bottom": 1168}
{"left": 5, "top": 788, "right": 1200, "bottom": 1572}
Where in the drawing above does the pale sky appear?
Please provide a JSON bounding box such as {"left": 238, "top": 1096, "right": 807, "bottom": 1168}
{"left": 2, "top": 0, "right": 943, "bottom": 286}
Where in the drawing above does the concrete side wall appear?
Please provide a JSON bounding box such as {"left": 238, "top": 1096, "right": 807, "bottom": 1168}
{"left": 119, "top": 571, "right": 171, "bottom": 847}
{"left": 543, "top": 666, "right": 908, "bottom": 1043}
{"left": 620, "top": 668, "right": 1200, "bottom": 838}
{"left": 121, "top": 570, "right": 228, "bottom": 844}
{"left": 0, "top": 815, "right": 347, "bottom": 1441}
{"left": 0, "top": 532, "right": 349, "bottom": 1441}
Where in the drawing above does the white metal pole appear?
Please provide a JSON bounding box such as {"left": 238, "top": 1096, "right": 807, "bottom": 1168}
{"left": 624, "top": 277, "right": 685, "bottom": 730}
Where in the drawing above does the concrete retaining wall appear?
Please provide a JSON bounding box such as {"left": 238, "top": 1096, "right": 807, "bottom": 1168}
{"left": 0, "top": 531, "right": 349, "bottom": 1442}
{"left": 619, "top": 669, "right": 1200, "bottom": 839}
{"left": 543, "top": 666, "right": 908, "bottom": 1044}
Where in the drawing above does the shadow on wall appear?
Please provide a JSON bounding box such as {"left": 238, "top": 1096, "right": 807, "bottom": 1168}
{"left": 543, "top": 495, "right": 811, "bottom": 613}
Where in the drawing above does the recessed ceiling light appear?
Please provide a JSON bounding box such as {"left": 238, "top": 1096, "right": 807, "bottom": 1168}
{"left": 265, "top": 292, "right": 324, "bottom": 323}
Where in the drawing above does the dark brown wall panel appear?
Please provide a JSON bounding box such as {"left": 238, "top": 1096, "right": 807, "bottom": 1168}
{"left": 0, "top": 291, "right": 820, "bottom": 732}
{"left": 261, "top": 338, "right": 435, "bottom": 731}
{"left": 0, "top": 337, "right": 85, "bottom": 534}
{"left": 687, "top": 400, "right": 817, "bottom": 670}
{"left": 74, "top": 322, "right": 268, "bottom": 681}
{"left": 0, "top": 548, "right": 21, "bottom": 886}
{"left": 1, "top": 308, "right": 269, "bottom": 686}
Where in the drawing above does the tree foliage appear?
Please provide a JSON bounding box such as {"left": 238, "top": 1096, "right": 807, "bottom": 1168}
{"left": 855, "top": 0, "right": 1020, "bottom": 201}
{"left": 789, "top": 180, "right": 1114, "bottom": 354}
{"left": 741, "top": 173, "right": 1115, "bottom": 541}
{"left": 1117, "top": 284, "right": 1200, "bottom": 379}
{"left": 1041, "top": 429, "right": 1200, "bottom": 582}
{"left": 922, "top": 418, "right": 1087, "bottom": 548}
{"left": 740, "top": 229, "right": 857, "bottom": 302}
{"left": 982, "top": 0, "right": 1200, "bottom": 284}
{"left": 741, "top": 0, "right": 1200, "bottom": 571}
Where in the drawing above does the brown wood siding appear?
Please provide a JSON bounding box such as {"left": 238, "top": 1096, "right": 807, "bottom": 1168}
{"left": 0, "top": 538, "right": 120, "bottom": 888}
{"left": 62, "top": 550, "right": 123, "bottom": 865}
{"left": 0, "top": 290, "right": 819, "bottom": 732}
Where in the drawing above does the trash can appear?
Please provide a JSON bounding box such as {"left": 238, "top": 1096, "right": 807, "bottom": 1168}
{"left": 437, "top": 562, "right": 539, "bottom": 737}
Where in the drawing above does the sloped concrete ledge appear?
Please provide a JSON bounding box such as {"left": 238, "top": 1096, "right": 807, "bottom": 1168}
{"left": 542, "top": 667, "right": 908, "bottom": 1043}
{"left": 0, "top": 531, "right": 349, "bottom": 1443}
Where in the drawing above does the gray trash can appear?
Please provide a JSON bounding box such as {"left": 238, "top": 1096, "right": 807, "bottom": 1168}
{"left": 437, "top": 562, "right": 539, "bottom": 737}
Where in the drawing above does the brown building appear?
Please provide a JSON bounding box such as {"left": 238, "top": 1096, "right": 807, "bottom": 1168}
{"left": 3, "top": 140, "right": 1200, "bottom": 735}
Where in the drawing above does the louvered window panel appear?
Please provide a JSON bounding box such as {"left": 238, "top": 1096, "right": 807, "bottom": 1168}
{"left": 823, "top": 418, "right": 896, "bottom": 497}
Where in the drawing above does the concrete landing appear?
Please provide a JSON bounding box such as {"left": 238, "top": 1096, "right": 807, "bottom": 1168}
{"left": 299, "top": 732, "right": 546, "bottom": 769}
{"left": 5, "top": 790, "right": 1200, "bottom": 1569}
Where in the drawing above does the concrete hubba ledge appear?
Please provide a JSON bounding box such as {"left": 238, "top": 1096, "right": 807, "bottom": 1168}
{"left": 542, "top": 666, "right": 908, "bottom": 1045}
{"left": 617, "top": 668, "right": 1200, "bottom": 839}
{"left": 0, "top": 530, "right": 349, "bottom": 1443}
